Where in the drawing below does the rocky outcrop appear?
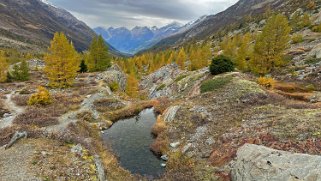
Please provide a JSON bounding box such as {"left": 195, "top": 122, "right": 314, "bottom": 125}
{"left": 231, "top": 144, "right": 321, "bottom": 181}
{"left": 97, "top": 65, "right": 127, "bottom": 91}
{"left": 309, "top": 44, "right": 321, "bottom": 59}
{"left": 140, "top": 64, "right": 209, "bottom": 98}
{"left": 140, "top": 64, "right": 184, "bottom": 98}
{"left": 163, "top": 106, "right": 180, "bottom": 122}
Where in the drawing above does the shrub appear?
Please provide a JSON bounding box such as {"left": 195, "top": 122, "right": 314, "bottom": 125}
{"left": 312, "top": 24, "right": 321, "bottom": 32}
{"left": 257, "top": 77, "right": 276, "bottom": 89}
{"left": 200, "top": 76, "right": 233, "bottom": 93}
{"left": 292, "top": 34, "right": 304, "bottom": 44}
{"left": 209, "top": 55, "right": 234, "bottom": 75}
{"left": 109, "top": 81, "right": 119, "bottom": 92}
{"left": 28, "top": 86, "right": 52, "bottom": 105}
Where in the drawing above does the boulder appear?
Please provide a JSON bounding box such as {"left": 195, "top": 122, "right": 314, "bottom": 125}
{"left": 163, "top": 106, "right": 180, "bottom": 122}
{"left": 97, "top": 65, "right": 127, "bottom": 91}
{"left": 309, "top": 44, "right": 321, "bottom": 59}
{"left": 231, "top": 144, "right": 321, "bottom": 181}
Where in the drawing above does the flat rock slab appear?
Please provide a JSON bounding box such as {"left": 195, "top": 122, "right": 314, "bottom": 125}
{"left": 231, "top": 144, "right": 321, "bottom": 181}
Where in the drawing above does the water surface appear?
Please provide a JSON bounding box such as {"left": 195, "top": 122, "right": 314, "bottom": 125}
{"left": 103, "top": 108, "right": 164, "bottom": 177}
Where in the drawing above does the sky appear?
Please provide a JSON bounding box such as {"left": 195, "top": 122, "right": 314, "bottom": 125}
{"left": 46, "top": 0, "right": 238, "bottom": 29}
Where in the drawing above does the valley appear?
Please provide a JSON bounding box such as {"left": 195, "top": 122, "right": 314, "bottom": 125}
{"left": 0, "top": 0, "right": 321, "bottom": 181}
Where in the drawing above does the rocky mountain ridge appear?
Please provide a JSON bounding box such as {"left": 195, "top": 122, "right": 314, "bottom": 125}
{"left": 94, "top": 22, "right": 184, "bottom": 54}
{"left": 0, "top": 0, "right": 121, "bottom": 55}
{"left": 147, "top": 0, "right": 307, "bottom": 52}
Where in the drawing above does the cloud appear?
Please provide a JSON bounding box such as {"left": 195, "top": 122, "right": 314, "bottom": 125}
{"left": 47, "top": 0, "right": 238, "bottom": 28}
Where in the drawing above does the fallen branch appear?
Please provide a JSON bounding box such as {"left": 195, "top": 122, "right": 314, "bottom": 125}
{"left": 5, "top": 131, "right": 28, "bottom": 149}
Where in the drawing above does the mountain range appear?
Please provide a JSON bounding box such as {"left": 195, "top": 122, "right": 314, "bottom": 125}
{"left": 94, "top": 22, "right": 184, "bottom": 54}
{"left": 147, "top": 0, "right": 303, "bottom": 52}
{"left": 0, "top": 0, "right": 305, "bottom": 56}
{"left": 0, "top": 0, "right": 122, "bottom": 56}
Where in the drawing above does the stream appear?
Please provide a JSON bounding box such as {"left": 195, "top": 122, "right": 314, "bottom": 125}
{"left": 103, "top": 108, "right": 165, "bottom": 178}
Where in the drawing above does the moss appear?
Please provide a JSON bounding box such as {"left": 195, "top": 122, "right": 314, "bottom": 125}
{"left": 175, "top": 74, "right": 188, "bottom": 82}
{"left": 200, "top": 75, "right": 233, "bottom": 93}
{"left": 157, "top": 84, "right": 166, "bottom": 91}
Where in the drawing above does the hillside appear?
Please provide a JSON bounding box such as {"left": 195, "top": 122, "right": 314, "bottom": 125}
{"left": 147, "top": 0, "right": 308, "bottom": 51}
{"left": 94, "top": 22, "right": 183, "bottom": 54}
{"left": 0, "top": 0, "right": 121, "bottom": 54}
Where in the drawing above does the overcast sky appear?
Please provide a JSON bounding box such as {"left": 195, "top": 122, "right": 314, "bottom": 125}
{"left": 46, "top": 0, "right": 238, "bottom": 29}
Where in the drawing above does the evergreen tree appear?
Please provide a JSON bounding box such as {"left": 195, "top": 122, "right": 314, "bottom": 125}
{"left": 11, "top": 60, "right": 30, "bottom": 81}
{"left": 44, "top": 32, "right": 80, "bottom": 88}
{"left": 86, "top": 35, "right": 111, "bottom": 72}
{"left": 79, "top": 59, "right": 88, "bottom": 73}
{"left": 251, "top": 14, "right": 291, "bottom": 75}
{"left": 0, "top": 51, "right": 8, "bottom": 83}
{"left": 176, "top": 48, "right": 187, "bottom": 69}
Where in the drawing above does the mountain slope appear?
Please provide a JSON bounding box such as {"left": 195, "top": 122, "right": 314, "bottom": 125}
{"left": 94, "top": 22, "right": 183, "bottom": 54}
{"left": 147, "top": 0, "right": 305, "bottom": 51}
{"left": 0, "top": 0, "right": 119, "bottom": 54}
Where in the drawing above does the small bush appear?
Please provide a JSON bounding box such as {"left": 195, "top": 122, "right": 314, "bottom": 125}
{"left": 312, "top": 24, "right": 321, "bottom": 32}
{"left": 109, "top": 81, "right": 119, "bottom": 92}
{"left": 28, "top": 86, "right": 52, "bottom": 105}
{"left": 257, "top": 77, "right": 276, "bottom": 89}
{"left": 292, "top": 34, "right": 304, "bottom": 44}
{"left": 200, "top": 76, "right": 233, "bottom": 93}
{"left": 209, "top": 55, "right": 234, "bottom": 75}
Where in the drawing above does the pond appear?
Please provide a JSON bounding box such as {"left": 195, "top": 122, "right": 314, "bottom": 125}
{"left": 102, "top": 108, "right": 165, "bottom": 178}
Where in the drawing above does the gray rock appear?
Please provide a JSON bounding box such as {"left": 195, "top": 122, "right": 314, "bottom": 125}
{"left": 161, "top": 163, "right": 167, "bottom": 167}
{"left": 5, "top": 131, "right": 28, "bottom": 149}
{"left": 309, "top": 44, "right": 321, "bottom": 59}
{"left": 97, "top": 65, "right": 127, "bottom": 91}
{"left": 161, "top": 155, "right": 169, "bottom": 161}
{"left": 163, "top": 106, "right": 180, "bottom": 122}
{"left": 182, "top": 143, "right": 192, "bottom": 154}
{"left": 94, "top": 155, "right": 107, "bottom": 181}
{"left": 231, "top": 144, "right": 321, "bottom": 181}
{"left": 3, "top": 113, "right": 12, "bottom": 118}
{"left": 71, "top": 144, "right": 83, "bottom": 156}
{"left": 170, "top": 141, "right": 180, "bottom": 148}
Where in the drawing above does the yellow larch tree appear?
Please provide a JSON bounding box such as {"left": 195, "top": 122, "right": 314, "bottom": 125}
{"left": 0, "top": 51, "right": 9, "bottom": 83}
{"left": 126, "top": 73, "right": 139, "bottom": 98}
{"left": 176, "top": 48, "right": 187, "bottom": 69}
{"left": 235, "top": 33, "right": 252, "bottom": 72}
{"left": 250, "top": 14, "right": 291, "bottom": 75}
{"left": 44, "top": 32, "right": 80, "bottom": 88}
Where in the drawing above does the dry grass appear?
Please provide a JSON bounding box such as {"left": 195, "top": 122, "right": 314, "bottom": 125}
{"left": 151, "top": 115, "right": 167, "bottom": 136}
{"left": 274, "top": 82, "right": 311, "bottom": 93}
{"left": 50, "top": 120, "right": 137, "bottom": 181}
{"left": 105, "top": 100, "right": 157, "bottom": 122}
{"left": 13, "top": 107, "right": 59, "bottom": 127}
{"left": 153, "top": 97, "right": 171, "bottom": 114}
{"left": 0, "top": 99, "right": 9, "bottom": 117}
{"left": 13, "top": 93, "right": 83, "bottom": 128}
{"left": 94, "top": 98, "right": 125, "bottom": 113}
{"left": 150, "top": 133, "right": 169, "bottom": 156}
{"left": 276, "top": 91, "right": 313, "bottom": 102}
{"left": 0, "top": 125, "right": 43, "bottom": 146}
{"left": 12, "top": 95, "right": 29, "bottom": 106}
